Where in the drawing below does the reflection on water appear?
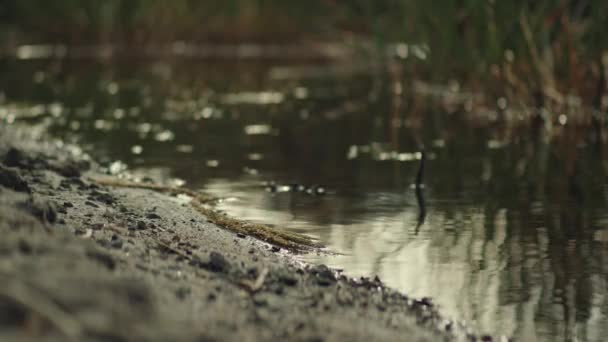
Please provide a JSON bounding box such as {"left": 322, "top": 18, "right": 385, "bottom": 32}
{"left": 1, "top": 57, "right": 607, "bottom": 341}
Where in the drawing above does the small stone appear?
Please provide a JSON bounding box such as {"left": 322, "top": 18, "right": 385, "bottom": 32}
{"left": 136, "top": 221, "right": 147, "bottom": 230}
{"left": 110, "top": 235, "right": 123, "bottom": 249}
{"left": 278, "top": 273, "right": 298, "bottom": 287}
{"left": 207, "top": 251, "right": 230, "bottom": 273}
{"left": 90, "top": 190, "right": 114, "bottom": 204}
{"left": 0, "top": 165, "right": 30, "bottom": 193}
{"left": 4, "top": 147, "right": 25, "bottom": 167}
{"left": 146, "top": 213, "right": 161, "bottom": 219}
{"left": 311, "top": 264, "right": 335, "bottom": 286}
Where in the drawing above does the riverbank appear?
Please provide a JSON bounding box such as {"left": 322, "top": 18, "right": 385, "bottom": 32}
{"left": 0, "top": 123, "right": 488, "bottom": 341}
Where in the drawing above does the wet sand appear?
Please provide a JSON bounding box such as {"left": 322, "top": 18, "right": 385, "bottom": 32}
{"left": 0, "top": 123, "right": 483, "bottom": 341}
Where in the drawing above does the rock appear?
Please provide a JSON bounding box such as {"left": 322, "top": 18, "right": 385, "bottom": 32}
{"left": 51, "top": 161, "right": 82, "bottom": 178}
{"left": 276, "top": 270, "right": 298, "bottom": 287}
{"left": 0, "top": 165, "right": 30, "bottom": 193}
{"left": 110, "top": 235, "right": 123, "bottom": 249}
{"left": 89, "top": 189, "right": 115, "bottom": 205}
{"left": 136, "top": 221, "right": 147, "bottom": 230}
{"left": 146, "top": 213, "right": 161, "bottom": 220}
{"left": 310, "top": 265, "right": 335, "bottom": 286}
{"left": 3, "top": 147, "right": 26, "bottom": 167}
{"left": 207, "top": 251, "right": 230, "bottom": 273}
{"left": 3, "top": 147, "right": 48, "bottom": 170}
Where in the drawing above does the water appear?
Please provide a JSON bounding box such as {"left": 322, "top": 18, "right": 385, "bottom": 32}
{"left": 1, "top": 56, "right": 607, "bottom": 341}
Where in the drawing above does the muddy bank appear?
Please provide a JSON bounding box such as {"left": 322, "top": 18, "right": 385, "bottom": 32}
{"left": 0, "top": 124, "right": 483, "bottom": 341}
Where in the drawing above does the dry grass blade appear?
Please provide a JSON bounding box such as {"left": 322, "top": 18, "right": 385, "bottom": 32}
{"left": 191, "top": 201, "right": 320, "bottom": 251}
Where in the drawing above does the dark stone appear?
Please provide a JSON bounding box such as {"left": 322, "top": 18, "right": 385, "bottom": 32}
{"left": 63, "top": 201, "right": 73, "bottom": 208}
{"left": 247, "top": 267, "right": 258, "bottom": 277}
{"left": 207, "top": 251, "right": 230, "bottom": 273}
{"left": 17, "top": 239, "right": 32, "bottom": 254}
{"left": 146, "top": 213, "right": 161, "bottom": 220}
{"left": 3, "top": 147, "right": 49, "bottom": 170}
{"left": 278, "top": 273, "right": 298, "bottom": 287}
{"left": 110, "top": 235, "right": 123, "bottom": 249}
{"left": 253, "top": 296, "right": 268, "bottom": 307}
{"left": 311, "top": 265, "right": 335, "bottom": 286}
{"left": 90, "top": 190, "right": 115, "bottom": 204}
{"left": 52, "top": 162, "right": 81, "bottom": 178}
{"left": 3, "top": 147, "right": 26, "bottom": 167}
{"left": 136, "top": 221, "right": 147, "bottom": 230}
{"left": 236, "top": 233, "right": 246, "bottom": 238}
{"left": 271, "top": 246, "right": 281, "bottom": 253}
{"left": 0, "top": 165, "right": 30, "bottom": 193}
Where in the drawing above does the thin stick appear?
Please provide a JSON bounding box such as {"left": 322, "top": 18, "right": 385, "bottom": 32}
{"left": 239, "top": 268, "right": 269, "bottom": 293}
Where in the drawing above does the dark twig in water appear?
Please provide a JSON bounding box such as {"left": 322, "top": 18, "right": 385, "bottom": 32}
{"left": 415, "top": 150, "right": 425, "bottom": 188}
{"left": 414, "top": 150, "right": 426, "bottom": 233}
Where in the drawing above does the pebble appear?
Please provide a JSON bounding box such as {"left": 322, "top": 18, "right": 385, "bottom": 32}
{"left": 0, "top": 164, "right": 30, "bottom": 193}
{"left": 207, "top": 251, "right": 230, "bottom": 273}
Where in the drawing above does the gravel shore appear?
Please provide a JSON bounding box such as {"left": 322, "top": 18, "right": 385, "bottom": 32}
{"left": 0, "top": 123, "right": 479, "bottom": 341}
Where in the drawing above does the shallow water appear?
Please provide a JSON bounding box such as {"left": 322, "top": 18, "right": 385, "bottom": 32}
{"left": 2, "top": 57, "right": 607, "bottom": 341}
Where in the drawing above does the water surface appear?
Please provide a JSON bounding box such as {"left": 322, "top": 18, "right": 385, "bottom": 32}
{"left": 1, "top": 56, "right": 607, "bottom": 341}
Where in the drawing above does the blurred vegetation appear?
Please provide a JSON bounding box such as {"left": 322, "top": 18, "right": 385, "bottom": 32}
{"left": 1, "top": 1, "right": 608, "bottom": 111}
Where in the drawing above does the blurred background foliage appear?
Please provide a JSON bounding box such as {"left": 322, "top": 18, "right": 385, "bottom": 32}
{"left": 1, "top": 1, "right": 607, "bottom": 107}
